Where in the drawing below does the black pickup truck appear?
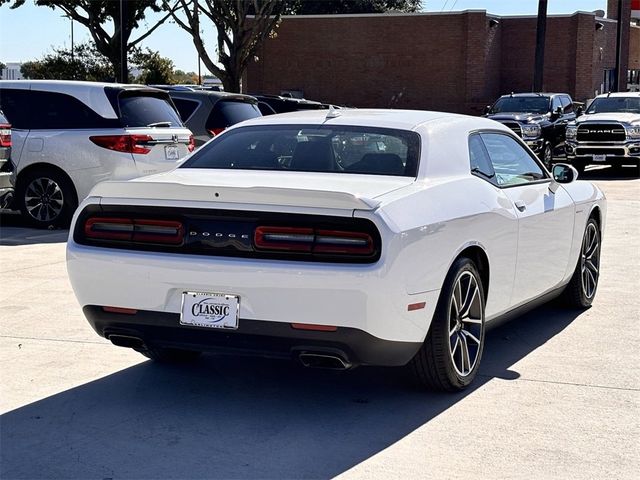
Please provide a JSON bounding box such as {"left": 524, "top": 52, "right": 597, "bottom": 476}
{"left": 484, "top": 93, "right": 580, "bottom": 169}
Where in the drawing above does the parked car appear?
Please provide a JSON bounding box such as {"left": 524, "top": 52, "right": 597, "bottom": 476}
{"left": 156, "top": 87, "right": 262, "bottom": 147}
{"left": 251, "top": 94, "right": 334, "bottom": 116}
{"left": 565, "top": 92, "right": 640, "bottom": 174}
{"left": 484, "top": 92, "right": 578, "bottom": 169}
{"left": 0, "top": 80, "right": 194, "bottom": 228}
{"left": 67, "top": 109, "right": 605, "bottom": 392}
{"left": 0, "top": 108, "right": 14, "bottom": 209}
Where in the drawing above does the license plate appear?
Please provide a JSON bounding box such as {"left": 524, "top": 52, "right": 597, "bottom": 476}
{"left": 180, "top": 292, "right": 239, "bottom": 329}
{"left": 593, "top": 154, "right": 607, "bottom": 162}
{"left": 165, "top": 145, "right": 180, "bottom": 160}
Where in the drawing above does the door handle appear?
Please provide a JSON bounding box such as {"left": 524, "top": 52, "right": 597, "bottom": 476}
{"left": 514, "top": 200, "right": 526, "bottom": 212}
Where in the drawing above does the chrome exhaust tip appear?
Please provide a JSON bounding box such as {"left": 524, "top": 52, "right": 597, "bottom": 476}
{"left": 298, "top": 352, "right": 351, "bottom": 370}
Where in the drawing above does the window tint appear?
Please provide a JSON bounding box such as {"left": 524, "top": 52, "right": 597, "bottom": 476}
{"left": 119, "top": 93, "right": 183, "bottom": 128}
{"left": 0, "top": 89, "right": 119, "bottom": 130}
{"left": 182, "top": 125, "right": 420, "bottom": 177}
{"left": 490, "top": 96, "right": 550, "bottom": 114}
{"left": 0, "top": 109, "right": 8, "bottom": 124}
{"left": 257, "top": 102, "right": 276, "bottom": 116}
{"left": 172, "top": 98, "right": 200, "bottom": 122}
{"left": 206, "top": 100, "right": 261, "bottom": 130}
{"left": 561, "top": 96, "right": 573, "bottom": 113}
{"left": 469, "top": 134, "right": 495, "bottom": 182}
{"left": 480, "top": 133, "right": 546, "bottom": 187}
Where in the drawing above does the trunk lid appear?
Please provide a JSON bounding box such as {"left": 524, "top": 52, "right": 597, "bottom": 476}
{"left": 89, "top": 169, "right": 416, "bottom": 211}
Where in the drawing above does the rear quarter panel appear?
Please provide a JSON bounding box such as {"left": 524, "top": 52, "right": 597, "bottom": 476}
{"left": 358, "top": 176, "right": 519, "bottom": 319}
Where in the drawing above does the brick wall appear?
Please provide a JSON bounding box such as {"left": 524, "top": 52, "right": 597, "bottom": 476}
{"left": 245, "top": 11, "right": 638, "bottom": 113}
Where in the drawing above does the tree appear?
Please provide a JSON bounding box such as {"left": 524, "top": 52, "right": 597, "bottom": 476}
{"left": 166, "top": 0, "right": 290, "bottom": 93}
{"left": 2, "top": 0, "right": 177, "bottom": 82}
{"left": 290, "top": 0, "right": 422, "bottom": 14}
{"left": 131, "top": 48, "right": 175, "bottom": 84}
{"left": 20, "top": 43, "right": 113, "bottom": 81}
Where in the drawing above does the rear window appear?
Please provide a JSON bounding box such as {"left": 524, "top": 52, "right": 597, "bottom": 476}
{"left": 119, "top": 93, "right": 183, "bottom": 128}
{"left": 172, "top": 98, "right": 200, "bottom": 122}
{"left": 182, "top": 124, "right": 420, "bottom": 177}
{"left": 206, "top": 100, "right": 261, "bottom": 130}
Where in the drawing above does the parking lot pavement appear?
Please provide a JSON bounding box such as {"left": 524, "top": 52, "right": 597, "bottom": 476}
{"left": 0, "top": 166, "right": 638, "bottom": 480}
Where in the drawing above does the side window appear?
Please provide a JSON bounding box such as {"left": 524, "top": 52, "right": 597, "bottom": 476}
{"left": 468, "top": 134, "right": 496, "bottom": 184}
{"left": 29, "top": 91, "right": 117, "bottom": 129}
{"left": 480, "top": 133, "right": 546, "bottom": 187}
{"left": 551, "top": 96, "right": 563, "bottom": 113}
{"left": 172, "top": 98, "right": 200, "bottom": 122}
{"left": 0, "top": 89, "right": 31, "bottom": 129}
{"left": 561, "top": 96, "right": 574, "bottom": 114}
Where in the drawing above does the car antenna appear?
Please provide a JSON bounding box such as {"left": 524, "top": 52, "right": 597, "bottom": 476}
{"left": 510, "top": 92, "right": 514, "bottom": 97}
{"left": 606, "top": 91, "right": 611, "bottom": 97}
{"left": 326, "top": 105, "right": 341, "bottom": 119}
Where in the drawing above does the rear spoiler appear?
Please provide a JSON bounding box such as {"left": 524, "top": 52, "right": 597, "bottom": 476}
{"left": 89, "top": 181, "right": 381, "bottom": 211}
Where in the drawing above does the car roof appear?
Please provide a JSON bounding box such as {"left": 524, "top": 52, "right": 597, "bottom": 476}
{"left": 0, "top": 79, "right": 163, "bottom": 92}
{"left": 593, "top": 92, "right": 640, "bottom": 98}
{"left": 235, "top": 108, "right": 503, "bottom": 131}
{"left": 498, "top": 92, "right": 567, "bottom": 98}
{"left": 166, "top": 89, "right": 257, "bottom": 102}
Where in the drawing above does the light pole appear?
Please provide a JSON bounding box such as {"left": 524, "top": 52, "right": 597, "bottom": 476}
{"left": 61, "top": 14, "right": 74, "bottom": 62}
{"left": 533, "top": 0, "right": 548, "bottom": 92}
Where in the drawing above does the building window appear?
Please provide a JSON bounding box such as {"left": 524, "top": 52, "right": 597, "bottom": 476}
{"left": 628, "top": 70, "right": 640, "bottom": 92}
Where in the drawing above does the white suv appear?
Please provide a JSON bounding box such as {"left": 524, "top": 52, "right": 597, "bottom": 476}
{"left": 0, "top": 80, "right": 194, "bottom": 227}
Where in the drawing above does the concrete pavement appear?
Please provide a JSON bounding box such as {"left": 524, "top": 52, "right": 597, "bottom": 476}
{"left": 0, "top": 167, "right": 638, "bottom": 479}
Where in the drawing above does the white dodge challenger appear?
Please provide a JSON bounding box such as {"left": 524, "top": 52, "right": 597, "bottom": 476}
{"left": 67, "top": 109, "right": 606, "bottom": 391}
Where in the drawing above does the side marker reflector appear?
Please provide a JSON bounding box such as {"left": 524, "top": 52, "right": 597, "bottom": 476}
{"left": 407, "top": 302, "right": 426, "bottom": 311}
{"left": 103, "top": 306, "right": 138, "bottom": 315}
{"left": 291, "top": 323, "right": 338, "bottom": 332}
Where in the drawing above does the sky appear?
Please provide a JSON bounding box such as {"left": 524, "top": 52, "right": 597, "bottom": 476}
{"left": 0, "top": 0, "right": 608, "bottom": 74}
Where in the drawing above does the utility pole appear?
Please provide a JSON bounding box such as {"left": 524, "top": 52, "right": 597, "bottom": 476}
{"left": 119, "top": 0, "right": 128, "bottom": 83}
{"left": 533, "top": 0, "right": 548, "bottom": 92}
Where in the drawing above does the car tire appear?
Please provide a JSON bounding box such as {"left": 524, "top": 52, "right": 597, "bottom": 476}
{"left": 16, "top": 168, "right": 77, "bottom": 229}
{"left": 541, "top": 143, "right": 553, "bottom": 170}
{"left": 140, "top": 347, "right": 202, "bottom": 363}
{"left": 409, "top": 257, "right": 486, "bottom": 391}
{"left": 561, "top": 217, "right": 601, "bottom": 308}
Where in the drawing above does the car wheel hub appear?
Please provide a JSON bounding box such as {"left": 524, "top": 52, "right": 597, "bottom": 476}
{"left": 25, "top": 177, "right": 64, "bottom": 222}
{"left": 580, "top": 223, "right": 600, "bottom": 299}
{"left": 448, "top": 271, "right": 484, "bottom": 377}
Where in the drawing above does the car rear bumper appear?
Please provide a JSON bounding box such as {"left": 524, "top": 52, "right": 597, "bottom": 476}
{"left": 83, "top": 306, "right": 423, "bottom": 367}
{"left": 67, "top": 241, "right": 438, "bottom": 344}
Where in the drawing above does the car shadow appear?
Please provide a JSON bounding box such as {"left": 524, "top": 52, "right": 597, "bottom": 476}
{"left": 1, "top": 304, "right": 582, "bottom": 479}
{"left": 0, "top": 211, "right": 68, "bottom": 246}
{"left": 579, "top": 165, "right": 639, "bottom": 181}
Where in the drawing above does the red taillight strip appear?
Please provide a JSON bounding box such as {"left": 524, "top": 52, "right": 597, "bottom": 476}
{"left": 314, "top": 229, "right": 373, "bottom": 254}
{"left": 254, "top": 227, "right": 374, "bottom": 256}
{"left": 0, "top": 125, "right": 11, "bottom": 147}
{"left": 89, "top": 135, "right": 153, "bottom": 154}
{"left": 84, "top": 217, "right": 184, "bottom": 245}
{"left": 255, "top": 226, "right": 314, "bottom": 252}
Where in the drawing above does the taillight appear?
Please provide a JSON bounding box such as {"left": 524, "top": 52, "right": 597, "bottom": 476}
{"left": 207, "top": 127, "right": 225, "bottom": 137}
{"left": 255, "top": 226, "right": 314, "bottom": 252}
{"left": 254, "top": 226, "right": 374, "bottom": 256}
{"left": 0, "top": 124, "right": 11, "bottom": 147}
{"left": 84, "top": 217, "right": 184, "bottom": 245}
{"left": 188, "top": 134, "right": 196, "bottom": 152}
{"left": 89, "top": 135, "right": 153, "bottom": 154}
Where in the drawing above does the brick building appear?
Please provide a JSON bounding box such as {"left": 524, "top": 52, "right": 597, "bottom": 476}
{"left": 245, "top": 5, "right": 640, "bottom": 115}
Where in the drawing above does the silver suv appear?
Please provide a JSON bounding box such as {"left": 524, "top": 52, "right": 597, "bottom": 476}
{"left": 0, "top": 80, "right": 194, "bottom": 228}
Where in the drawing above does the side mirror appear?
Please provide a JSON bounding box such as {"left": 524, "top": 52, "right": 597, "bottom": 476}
{"left": 484, "top": 105, "right": 491, "bottom": 115}
{"left": 550, "top": 163, "right": 578, "bottom": 193}
{"left": 575, "top": 106, "right": 583, "bottom": 116}
{"left": 553, "top": 106, "right": 563, "bottom": 117}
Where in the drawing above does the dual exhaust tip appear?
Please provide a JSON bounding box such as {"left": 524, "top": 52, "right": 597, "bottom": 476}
{"left": 108, "top": 335, "right": 352, "bottom": 370}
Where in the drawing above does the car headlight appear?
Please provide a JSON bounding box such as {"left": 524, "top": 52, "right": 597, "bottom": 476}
{"left": 566, "top": 126, "right": 577, "bottom": 140}
{"left": 626, "top": 126, "right": 640, "bottom": 139}
{"left": 522, "top": 124, "right": 541, "bottom": 139}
